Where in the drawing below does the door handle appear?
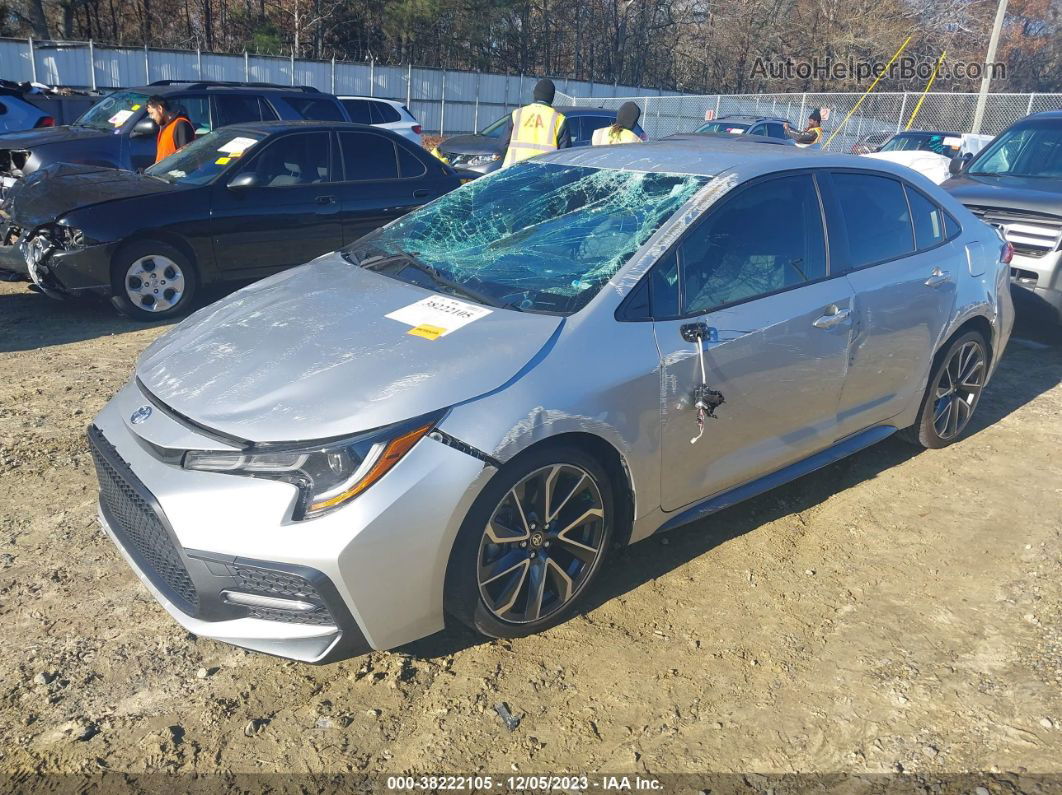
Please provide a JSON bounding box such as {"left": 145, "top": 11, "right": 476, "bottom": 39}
{"left": 412, "top": 189, "right": 431, "bottom": 199}
{"left": 315, "top": 195, "right": 336, "bottom": 205}
{"left": 925, "top": 267, "right": 951, "bottom": 288}
{"left": 812, "top": 305, "right": 851, "bottom": 329}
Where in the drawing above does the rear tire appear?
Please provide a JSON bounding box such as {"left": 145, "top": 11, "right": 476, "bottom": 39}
{"left": 445, "top": 444, "right": 615, "bottom": 640}
{"left": 900, "top": 330, "right": 988, "bottom": 449}
{"left": 110, "top": 240, "right": 198, "bottom": 321}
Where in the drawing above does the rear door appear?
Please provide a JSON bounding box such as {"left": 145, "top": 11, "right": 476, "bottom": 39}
{"left": 209, "top": 130, "right": 343, "bottom": 272}
{"left": 653, "top": 172, "right": 856, "bottom": 511}
{"left": 335, "top": 129, "right": 451, "bottom": 244}
{"left": 820, "top": 170, "right": 960, "bottom": 435}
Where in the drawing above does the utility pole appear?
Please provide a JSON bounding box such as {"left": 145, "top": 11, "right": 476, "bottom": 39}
{"left": 971, "top": 0, "right": 1009, "bottom": 134}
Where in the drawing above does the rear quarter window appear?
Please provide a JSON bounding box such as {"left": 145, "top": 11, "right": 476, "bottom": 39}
{"left": 287, "top": 96, "right": 345, "bottom": 122}
{"left": 370, "top": 102, "right": 402, "bottom": 124}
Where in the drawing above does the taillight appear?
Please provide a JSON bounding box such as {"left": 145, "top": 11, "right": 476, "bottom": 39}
{"left": 1001, "top": 241, "right": 1014, "bottom": 265}
{"left": 412, "top": 125, "right": 423, "bottom": 135}
{"left": 34, "top": 115, "right": 55, "bottom": 128}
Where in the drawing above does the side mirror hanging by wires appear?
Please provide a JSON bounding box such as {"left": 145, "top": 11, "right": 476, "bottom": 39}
{"left": 680, "top": 322, "right": 725, "bottom": 444}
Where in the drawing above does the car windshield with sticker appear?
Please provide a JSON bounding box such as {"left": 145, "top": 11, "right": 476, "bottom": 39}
{"left": 74, "top": 90, "right": 152, "bottom": 131}
{"left": 144, "top": 130, "right": 265, "bottom": 185}
{"left": 343, "top": 161, "right": 708, "bottom": 314}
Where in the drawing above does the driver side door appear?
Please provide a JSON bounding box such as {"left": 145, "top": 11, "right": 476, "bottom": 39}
{"left": 652, "top": 171, "right": 856, "bottom": 511}
{"left": 209, "top": 131, "right": 343, "bottom": 273}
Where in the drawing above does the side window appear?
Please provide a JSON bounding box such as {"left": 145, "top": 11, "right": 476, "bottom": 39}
{"left": 830, "top": 172, "right": 914, "bottom": 268}
{"left": 338, "top": 131, "right": 399, "bottom": 181}
{"left": 905, "top": 185, "right": 947, "bottom": 250}
{"left": 257, "top": 97, "right": 279, "bottom": 121}
{"left": 287, "top": 96, "right": 345, "bottom": 122}
{"left": 680, "top": 174, "right": 826, "bottom": 314}
{"left": 396, "top": 143, "right": 427, "bottom": 178}
{"left": 573, "top": 116, "right": 608, "bottom": 145}
{"left": 766, "top": 123, "right": 787, "bottom": 139}
{"left": 748, "top": 124, "right": 765, "bottom": 136}
{"left": 214, "top": 94, "right": 265, "bottom": 127}
{"left": 341, "top": 99, "right": 372, "bottom": 124}
{"left": 371, "top": 101, "right": 401, "bottom": 123}
{"left": 175, "top": 95, "right": 211, "bottom": 135}
{"left": 236, "top": 132, "right": 332, "bottom": 186}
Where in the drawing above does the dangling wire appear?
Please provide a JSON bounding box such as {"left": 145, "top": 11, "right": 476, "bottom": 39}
{"left": 689, "top": 328, "right": 725, "bottom": 445}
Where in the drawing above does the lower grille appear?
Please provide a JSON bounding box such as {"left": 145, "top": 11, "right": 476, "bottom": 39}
{"left": 231, "top": 562, "right": 334, "bottom": 626}
{"left": 88, "top": 426, "right": 200, "bottom": 613}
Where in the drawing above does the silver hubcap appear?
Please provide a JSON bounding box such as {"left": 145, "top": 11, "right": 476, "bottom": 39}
{"left": 125, "top": 255, "right": 185, "bottom": 312}
{"left": 932, "top": 340, "right": 985, "bottom": 441}
{"left": 478, "top": 464, "right": 606, "bottom": 624}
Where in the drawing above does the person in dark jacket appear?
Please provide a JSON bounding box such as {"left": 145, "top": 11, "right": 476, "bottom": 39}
{"left": 499, "top": 78, "right": 572, "bottom": 167}
{"left": 785, "top": 109, "right": 824, "bottom": 149}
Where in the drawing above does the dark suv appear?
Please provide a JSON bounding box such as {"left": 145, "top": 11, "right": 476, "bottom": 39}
{"left": 943, "top": 111, "right": 1062, "bottom": 324}
{"left": 434, "top": 106, "right": 647, "bottom": 176}
{"left": 0, "top": 80, "right": 349, "bottom": 194}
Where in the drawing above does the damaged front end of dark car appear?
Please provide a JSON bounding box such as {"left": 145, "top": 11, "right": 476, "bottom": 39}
{"left": 1, "top": 170, "right": 119, "bottom": 297}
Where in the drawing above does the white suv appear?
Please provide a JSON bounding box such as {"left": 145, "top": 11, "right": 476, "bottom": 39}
{"left": 338, "top": 96, "right": 423, "bottom": 146}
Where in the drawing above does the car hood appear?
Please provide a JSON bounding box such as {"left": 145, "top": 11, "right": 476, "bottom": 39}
{"left": 0, "top": 124, "right": 108, "bottom": 149}
{"left": 942, "top": 173, "right": 1062, "bottom": 216}
{"left": 136, "top": 253, "right": 564, "bottom": 443}
{"left": 438, "top": 134, "right": 503, "bottom": 156}
{"left": 5, "top": 163, "right": 175, "bottom": 227}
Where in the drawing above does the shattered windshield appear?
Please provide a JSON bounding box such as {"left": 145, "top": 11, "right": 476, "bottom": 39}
{"left": 344, "top": 162, "right": 708, "bottom": 314}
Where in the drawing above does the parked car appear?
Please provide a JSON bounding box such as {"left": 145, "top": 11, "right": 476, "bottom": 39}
{"left": 0, "top": 80, "right": 101, "bottom": 133}
{"left": 88, "top": 138, "right": 1012, "bottom": 662}
{"left": 0, "top": 80, "right": 349, "bottom": 195}
{"left": 676, "top": 131, "right": 795, "bottom": 148}
{"left": 849, "top": 130, "right": 894, "bottom": 154}
{"left": 944, "top": 110, "right": 1062, "bottom": 324}
{"left": 433, "top": 106, "right": 647, "bottom": 176}
{"left": 866, "top": 134, "right": 995, "bottom": 185}
{"left": 693, "top": 114, "right": 792, "bottom": 140}
{"left": 876, "top": 130, "right": 970, "bottom": 158}
{"left": 0, "top": 121, "right": 459, "bottom": 319}
{"left": 338, "top": 96, "right": 423, "bottom": 146}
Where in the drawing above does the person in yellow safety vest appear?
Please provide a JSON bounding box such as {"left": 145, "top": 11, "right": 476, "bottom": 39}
{"left": 784, "top": 109, "right": 824, "bottom": 150}
{"left": 592, "top": 102, "right": 643, "bottom": 145}
{"left": 499, "top": 78, "right": 571, "bottom": 168}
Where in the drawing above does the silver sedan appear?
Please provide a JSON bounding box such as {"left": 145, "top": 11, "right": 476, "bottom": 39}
{"left": 90, "top": 138, "right": 1013, "bottom": 662}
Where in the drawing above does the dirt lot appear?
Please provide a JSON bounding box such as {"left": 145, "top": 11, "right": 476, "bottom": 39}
{"left": 1, "top": 279, "right": 1061, "bottom": 785}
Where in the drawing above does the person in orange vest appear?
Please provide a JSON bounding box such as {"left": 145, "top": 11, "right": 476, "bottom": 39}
{"left": 784, "top": 109, "right": 824, "bottom": 149}
{"left": 499, "top": 78, "right": 571, "bottom": 168}
{"left": 146, "top": 95, "right": 194, "bottom": 164}
{"left": 592, "top": 102, "right": 643, "bottom": 145}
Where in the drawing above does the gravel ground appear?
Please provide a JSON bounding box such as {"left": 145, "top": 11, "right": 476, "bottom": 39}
{"left": 1, "top": 279, "right": 1061, "bottom": 785}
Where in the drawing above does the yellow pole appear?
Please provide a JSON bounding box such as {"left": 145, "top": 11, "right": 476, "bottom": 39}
{"left": 905, "top": 51, "right": 947, "bottom": 130}
{"left": 824, "top": 36, "right": 912, "bottom": 149}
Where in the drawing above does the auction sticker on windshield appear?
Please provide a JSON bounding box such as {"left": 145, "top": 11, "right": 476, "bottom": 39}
{"left": 386, "top": 296, "right": 492, "bottom": 340}
{"left": 218, "top": 136, "right": 259, "bottom": 155}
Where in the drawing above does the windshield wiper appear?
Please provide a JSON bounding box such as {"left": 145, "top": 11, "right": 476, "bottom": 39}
{"left": 360, "top": 251, "right": 521, "bottom": 311}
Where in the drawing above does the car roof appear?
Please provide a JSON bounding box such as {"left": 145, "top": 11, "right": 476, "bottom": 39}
{"left": 554, "top": 106, "right": 621, "bottom": 116}
{"left": 535, "top": 135, "right": 934, "bottom": 179}
{"left": 126, "top": 81, "right": 324, "bottom": 95}
{"left": 217, "top": 120, "right": 401, "bottom": 136}
{"left": 338, "top": 95, "right": 404, "bottom": 105}
{"left": 713, "top": 114, "right": 788, "bottom": 123}
{"left": 671, "top": 132, "right": 794, "bottom": 147}
{"left": 1021, "top": 110, "right": 1062, "bottom": 121}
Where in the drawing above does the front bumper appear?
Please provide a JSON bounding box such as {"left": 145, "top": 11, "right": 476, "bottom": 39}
{"left": 1, "top": 220, "right": 114, "bottom": 295}
{"left": 1009, "top": 249, "right": 1062, "bottom": 323}
{"left": 89, "top": 380, "right": 490, "bottom": 661}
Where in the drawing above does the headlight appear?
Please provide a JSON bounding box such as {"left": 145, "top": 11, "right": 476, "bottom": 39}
{"left": 182, "top": 413, "right": 441, "bottom": 519}
{"left": 462, "top": 153, "right": 501, "bottom": 167}
{"left": 58, "top": 226, "right": 90, "bottom": 249}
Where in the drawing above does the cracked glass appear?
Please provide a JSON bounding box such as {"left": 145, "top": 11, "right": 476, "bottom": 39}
{"left": 344, "top": 161, "right": 708, "bottom": 314}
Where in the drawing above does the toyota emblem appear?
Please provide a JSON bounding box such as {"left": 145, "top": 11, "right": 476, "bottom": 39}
{"left": 130, "top": 405, "right": 153, "bottom": 425}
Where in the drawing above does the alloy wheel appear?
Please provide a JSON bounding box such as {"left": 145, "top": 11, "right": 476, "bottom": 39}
{"left": 932, "top": 340, "right": 985, "bottom": 441}
{"left": 477, "top": 464, "right": 606, "bottom": 624}
{"left": 125, "top": 255, "right": 185, "bottom": 313}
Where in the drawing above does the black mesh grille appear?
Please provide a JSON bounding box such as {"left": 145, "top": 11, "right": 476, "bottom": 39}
{"left": 232, "top": 563, "right": 334, "bottom": 626}
{"left": 88, "top": 427, "right": 200, "bottom": 612}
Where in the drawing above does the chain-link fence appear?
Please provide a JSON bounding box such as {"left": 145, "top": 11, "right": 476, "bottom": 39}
{"left": 566, "top": 92, "right": 1062, "bottom": 151}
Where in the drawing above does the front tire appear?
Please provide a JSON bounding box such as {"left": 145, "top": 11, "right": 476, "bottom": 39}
{"left": 110, "top": 240, "right": 198, "bottom": 321}
{"left": 901, "top": 330, "right": 988, "bottom": 449}
{"left": 446, "top": 445, "right": 615, "bottom": 639}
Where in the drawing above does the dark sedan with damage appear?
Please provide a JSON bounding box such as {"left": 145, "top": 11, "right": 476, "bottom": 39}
{"left": 0, "top": 120, "right": 460, "bottom": 320}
